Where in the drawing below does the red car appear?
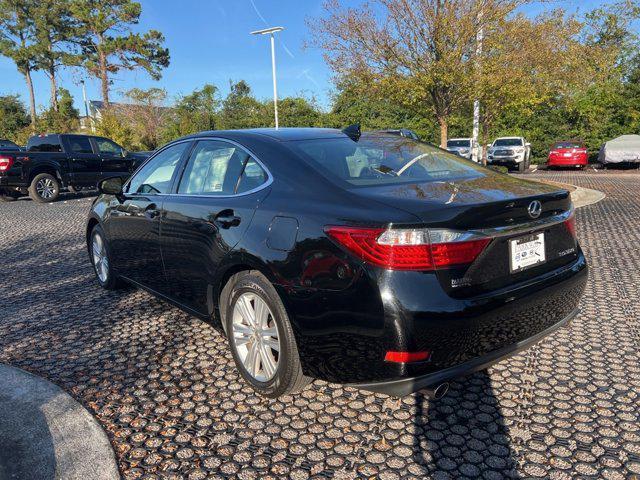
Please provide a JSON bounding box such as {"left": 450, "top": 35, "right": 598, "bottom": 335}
{"left": 548, "top": 141, "right": 588, "bottom": 169}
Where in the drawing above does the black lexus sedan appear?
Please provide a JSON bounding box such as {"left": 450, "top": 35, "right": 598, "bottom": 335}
{"left": 86, "top": 127, "right": 587, "bottom": 398}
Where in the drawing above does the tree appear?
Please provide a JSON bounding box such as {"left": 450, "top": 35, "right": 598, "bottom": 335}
{"left": 0, "top": 0, "right": 37, "bottom": 129}
{"left": 38, "top": 87, "right": 80, "bottom": 133}
{"left": 32, "top": 0, "right": 79, "bottom": 111}
{"left": 70, "top": 0, "right": 170, "bottom": 105}
{"left": 120, "top": 87, "right": 169, "bottom": 150}
{"left": 0, "top": 94, "right": 30, "bottom": 140}
{"left": 163, "top": 84, "right": 219, "bottom": 141}
{"left": 95, "top": 108, "right": 135, "bottom": 150}
{"left": 310, "top": 0, "right": 538, "bottom": 147}
{"left": 219, "top": 80, "right": 268, "bottom": 129}
{"left": 277, "top": 96, "right": 324, "bottom": 127}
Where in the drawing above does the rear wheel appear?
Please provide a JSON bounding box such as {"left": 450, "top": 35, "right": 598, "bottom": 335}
{"left": 29, "top": 173, "right": 60, "bottom": 203}
{"left": 224, "top": 271, "right": 311, "bottom": 398}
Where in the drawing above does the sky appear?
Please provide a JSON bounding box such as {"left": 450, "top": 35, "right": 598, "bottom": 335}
{"left": 0, "top": 0, "right": 623, "bottom": 114}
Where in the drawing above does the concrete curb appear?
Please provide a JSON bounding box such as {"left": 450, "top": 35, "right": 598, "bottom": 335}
{"left": 0, "top": 364, "right": 120, "bottom": 480}
{"left": 570, "top": 185, "right": 606, "bottom": 209}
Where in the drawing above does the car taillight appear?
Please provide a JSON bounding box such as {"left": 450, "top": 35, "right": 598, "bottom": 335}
{"left": 0, "top": 156, "right": 14, "bottom": 172}
{"left": 324, "top": 226, "right": 491, "bottom": 271}
{"left": 564, "top": 213, "right": 577, "bottom": 238}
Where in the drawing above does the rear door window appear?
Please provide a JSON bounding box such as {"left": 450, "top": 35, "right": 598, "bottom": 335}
{"left": 68, "top": 136, "right": 93, "bottom": 154}
{"left": 178, "top": 140, "right": 267, "bottom": 195}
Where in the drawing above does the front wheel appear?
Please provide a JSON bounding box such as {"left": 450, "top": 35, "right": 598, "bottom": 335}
{"left": 517, "top": 160, "right": 526, "bottom": 172}
{"left": 225, "top": 271, "right": 311, "bottom": 398}
{"left": 89, "top": 225, "right": 124, "bottom": 290}
{"left": 29, "top": 173, "right": 60, "bottom": 203}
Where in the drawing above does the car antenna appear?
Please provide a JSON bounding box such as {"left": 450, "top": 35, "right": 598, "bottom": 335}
{"left": 342, "top": 123, "right": 361, "bottom": 142}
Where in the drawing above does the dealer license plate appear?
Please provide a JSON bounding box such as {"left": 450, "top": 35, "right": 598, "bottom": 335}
{"left": 509, "top": 233, "right": 546, "bottom": 272}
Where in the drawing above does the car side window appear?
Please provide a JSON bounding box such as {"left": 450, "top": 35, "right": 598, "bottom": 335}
{"left": 236, "top": 158, "right": 268, "bottom": 194}
{"left": 127, "top": 143, "right": 188, "bottom": 195}
{"left": 69, "top": 136, "right": 93, "bottom": 154}
{"left": 96, "top": 138, "right": 123, "bottom": 155}
{"left": 178, "top": 140, "right": 266, "bottom": 195}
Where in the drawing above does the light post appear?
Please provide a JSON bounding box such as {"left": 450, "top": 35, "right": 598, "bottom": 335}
{"left": 251, "top": 26, "right": 284, "bottom": 129}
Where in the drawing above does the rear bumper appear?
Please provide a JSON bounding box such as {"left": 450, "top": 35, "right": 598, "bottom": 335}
{"left": 349, "top": 307, "right": 578, "bottom": 396}
{"left": 548, "top": 156, "right": 588, "bottom": 166}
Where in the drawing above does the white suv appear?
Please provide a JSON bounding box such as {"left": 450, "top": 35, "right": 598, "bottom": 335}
{"left": 487, "top": 137, "right": 531, "bottom": 172}
{"left": 446, "top": 138, "right": 473, "bottom": 160}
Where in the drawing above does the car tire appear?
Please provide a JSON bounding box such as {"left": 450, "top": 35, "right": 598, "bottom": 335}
{"left": 517, "top": 160, "right": 526, "bottom": 172}
{"left": 28, "top": 173, "right": 60, "bottom": 203}
{"left": 224, "top": 270, "right": 311, "bottom": 398}
{"left": 89, "top": 225, "right": 124, "bottom": 290}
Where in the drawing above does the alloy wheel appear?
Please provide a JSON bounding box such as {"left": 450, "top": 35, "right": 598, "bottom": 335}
{"left": 36, "top": 178, "right": 56, "bottom": 199}
{"left": 231, "top": 292, "right": 280, "bottom": 382}
{"left": 92, "top": 233, "right": 109, "bottom": 283}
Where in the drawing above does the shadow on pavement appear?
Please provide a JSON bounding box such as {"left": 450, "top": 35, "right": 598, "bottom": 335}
{"left": 413, "top": 371, "right": 519, "bottom": 478}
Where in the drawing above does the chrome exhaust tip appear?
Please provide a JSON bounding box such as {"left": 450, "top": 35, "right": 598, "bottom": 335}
{"left": 429, "top": 382, "right": 450, "bottom": 400}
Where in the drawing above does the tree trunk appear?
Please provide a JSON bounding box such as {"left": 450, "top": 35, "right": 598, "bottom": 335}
{"left": 99, "top": 51, "right": 109, "bottom": 106}
{"left": 24, "top": 68, "right": 37, "bottom": 131}
{"left": 438, "top": 116, "right": 448, "bottom": 148}
{"left": 49, "top": 69, "right": 58, "bottom": 111}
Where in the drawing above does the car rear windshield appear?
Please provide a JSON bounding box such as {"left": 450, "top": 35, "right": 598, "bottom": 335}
{"left": 289, "top": 134, "right": 485, "bottom": 187}
{"left": 494, "top": 139, "right": 523, "bottom": 147}
{"left": 553, "top": 142, "right": 583, "bottom": 149}
{"left": 447, "top": 139, "right": 471, "bottom": 148}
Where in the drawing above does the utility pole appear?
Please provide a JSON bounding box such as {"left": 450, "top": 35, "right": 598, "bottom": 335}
{"left": 472, "top": 9, "right": 484, "bottom": 164}
{"left": 81, "top": 80, "right": 95, "bottom": 133}
{"left": 251, "top": 26, "right": 285, "bottom": 129}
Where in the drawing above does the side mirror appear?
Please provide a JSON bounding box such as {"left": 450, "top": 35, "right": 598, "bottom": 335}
{"left": 525, "top": 142, "right": 531, "bottom": 147}
{"left": 98, "top": 176, "right": 124, "bottom": 196}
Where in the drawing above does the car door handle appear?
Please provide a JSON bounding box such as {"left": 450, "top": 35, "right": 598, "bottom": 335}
{"left": 214, "top": 210, "right": 241, "bottom": 229}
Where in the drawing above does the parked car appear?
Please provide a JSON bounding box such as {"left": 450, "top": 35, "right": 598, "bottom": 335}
{"left": 548, "top": 141, "right": 588, "bottom": 169}
{"left": 0, "top": 139, "right": 22, "bottom": 151}
{"left": 86, "top": 127, "right": 587, "bottom": 399}
{"left": 446, "top": 138, "right": 473, "bottom": 159}
{"left": 0, "top": 133, "right": 150, "bottom": 203}
{"left": 487, "top": 137, "right": 531, "bottom": 172}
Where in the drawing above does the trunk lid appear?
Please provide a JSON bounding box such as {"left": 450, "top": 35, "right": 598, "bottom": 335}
{"left": 355, "top": 173, "right": 578, "bottom": 295}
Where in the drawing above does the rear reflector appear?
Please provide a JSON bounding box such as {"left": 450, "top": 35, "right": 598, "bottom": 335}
{"left": 0, "top": 156, "right": 14, "bottom": 172}
{"left": 325, "top": 226, "right": 491, "bottom": 271}
{"left": 384, "top": 351, "right": 431, "bottom": 363}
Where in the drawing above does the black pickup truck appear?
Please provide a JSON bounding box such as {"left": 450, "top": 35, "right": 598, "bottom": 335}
{"left": 0, "top": 134, "right": 150, "bottom": 203}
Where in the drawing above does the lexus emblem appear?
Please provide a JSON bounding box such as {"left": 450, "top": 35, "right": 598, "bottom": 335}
{"left": 528, "top": 200, "right": 542, "bottom": 219}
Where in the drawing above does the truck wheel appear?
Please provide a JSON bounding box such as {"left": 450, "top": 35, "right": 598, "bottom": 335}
{"left": 29, "top": 173, "right": 60, "bottom": 203}
{"left": 518, "top": 160, "right": 526, "bottom": 172}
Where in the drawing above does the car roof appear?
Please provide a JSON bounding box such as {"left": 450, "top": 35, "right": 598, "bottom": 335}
{"left": 190, "top": 127, "right": 350, "bottom": 142}
{"left": 448, "top": 138, "right": 471, "bottom": 141}
{"left": 495, "top": 136, "right": 522, "bottom": 140}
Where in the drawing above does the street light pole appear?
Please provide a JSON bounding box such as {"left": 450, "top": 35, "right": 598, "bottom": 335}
{"left": 251, "top": 26, "right": 284, "bottom": 129}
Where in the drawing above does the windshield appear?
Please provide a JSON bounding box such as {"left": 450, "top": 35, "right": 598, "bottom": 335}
{"left": 288, "top": 134, "right": 485, "bottom": 187}
{"left": 447, "top": 140, "right": 471, "bottom": 148}
{"left": 494, "top": 138, "right": 523, "bottom": 147}
{"left": 553, "top": 142, "right": 583, "bottom": 149}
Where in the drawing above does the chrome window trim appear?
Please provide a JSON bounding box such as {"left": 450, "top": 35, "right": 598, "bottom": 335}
{"left": 124, "top": 136, "right": 273, "bottom": 199}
